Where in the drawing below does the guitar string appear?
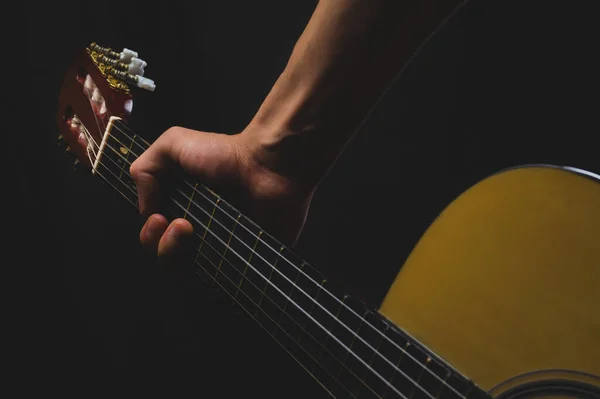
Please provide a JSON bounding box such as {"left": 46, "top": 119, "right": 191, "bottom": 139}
{"left": 79, "top": 113, "right": 390, "bottom": 397}
{"left": 77, "top": 79, "right": 457, "bottom": 399}
{"left": 109, "top": 121, "right": 464, "bottom": 398}
{"left": 93, "top": 137, "right": 408, "bottom": 399}
{"left": 90, "top": 167, "right": 342, "bottom": 398}
{"left": 92, "top": 143, "right": 381, "bottom": 398}
{"left": 70, "top": 108, "right": 460, "bottom": 399}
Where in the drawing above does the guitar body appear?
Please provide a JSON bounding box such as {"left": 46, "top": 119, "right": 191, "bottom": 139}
{"left": 380, "top": 165, "right": 600, "bottom": 398}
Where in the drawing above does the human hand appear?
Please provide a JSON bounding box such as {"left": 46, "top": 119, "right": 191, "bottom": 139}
{"left": 130, "top": 125, "right": 315, "bottom": 264}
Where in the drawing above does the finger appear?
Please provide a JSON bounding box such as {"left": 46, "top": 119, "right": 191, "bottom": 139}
{"left": 129, "top": 129, "right": 179, "bottom": 217}
{"left": 140, "top": 213, "right": 169, "bottom": 254}
{"left": 157, "top": 218, "right": 195, "bottom": 267}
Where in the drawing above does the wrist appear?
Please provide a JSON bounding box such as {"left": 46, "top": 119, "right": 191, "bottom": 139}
{"left": 233, "top": 124, "right": 319, "bottom": 205}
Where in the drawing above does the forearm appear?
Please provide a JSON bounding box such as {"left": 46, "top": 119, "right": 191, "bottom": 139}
{"left": 243, "top": 0, "right": 465, "bottom": 189}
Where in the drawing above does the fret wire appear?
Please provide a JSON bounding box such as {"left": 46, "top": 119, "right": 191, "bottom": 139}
{"left": 234, "top": 230, "right": 262, "bottom": 299}
{"left": 436, "top": 371, "right": 452, "bottom": 399}
{"left": 275, "top": 262, "right": 306, "bottom": 334}
{"left": 105, "top": 121, "right": 477, "bottom": 399}
{"left": 107, "top": 134, "right": 136, "bottom": 194}
{"left": 98, "top": 138, "right": 139, "bottom": 191}
{"left": 382, "top": 342, "right": 412, "bottom": 398}
{"left": 364, "top": 328, "right": 387, "bottom": 385}
{"left": 199, "top": 198, "right": 220, "bottom": 262}
{"left": 337, "top": 311, "right": 367, "bottom": 378}
{"left": 296, "top": 279, "right": 326, "bottom": 343}
{"left": 184, "top": 183, "right": 198, "bottom": 220}
{"left": 317, "top": 294, "right": 348, "bottom": 364}
{"left": 254, "top": 246, "right": 284, "bottom": 315}
{"left": 118, "top": 134, "right": 135, "bottom": 181}
{"left": 215, "top": 213, "right": 240, "bottom": 281}
{"left": 95, "top": 159, "right": 138, "bottom": 205}
{"left": 94, "top": 165, "right": 138, "bottom": 208}
{"left": 409, "top": 361, "right": 428, "bottom": 399}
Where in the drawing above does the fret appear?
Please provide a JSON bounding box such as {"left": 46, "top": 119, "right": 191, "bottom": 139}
{"left": 131, "top": 131, "right": 149, "bottom": 152}
{"left": 175, "top": 193, "right": 230, "bottom": 291}
{"left": 106, "top": 130, "right": 136, "bottom": 173}
{"left": 120, "top": 135, "right": 135, "bottom": 174}
{"left": 339, "top": 310, "right": 366, "bottom": 366}
{"left": 215, "top": 212, "right": 240, "bottom": 282}
{"left": 316, "top": 293, "right": 349, "bottom": 364}
{"left": 94, "top": 162, "right": 138, "bottom": 207}
{"left": 436, "top": 372, "right": 454, "bottom": 399}
{"left": 195, "top": 182, "right": 221, "bottom": 205}
{"left": 234, "top": 230, "right": 262, "bottom": 299}
{"left": 200, "top": 198, "right": 220, "bottom": 255}
{"left": 333, "top": 310, "right": 368, "bottom": 398}
{"left": 110, "top": 119, "right": 145, "bottom": 153}
{"left": 254, "top": 246, "right": 284, "bottom": 316}
{"left": 387, "top": 341, "right": 443, "bottom": 399}
{"left": 382, "top": 341, "right": 412, "bottom": 399}
{"left": 346, "top": 314, "right": 391, "bottom": 399}
{"left": 296, "top": 278, "right": 326, "bottom": 342}
{"left": 274, "top": 262, "right": 305, "bottom": 341}
{"left": 409, "top": 360, "right": 428, "bottom": 399}
{"left": 302, "top": 279, "right": 342, "bottom": 373}
{"left": 360, "top": 326, "right": 391, "bottom": 397}
{"left": 183, "top": 183, "right": 198, "bottom": 221}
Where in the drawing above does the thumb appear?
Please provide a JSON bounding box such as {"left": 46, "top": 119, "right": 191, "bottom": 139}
{"left": 129, "top": 127, "right": 185, "bottom": 216}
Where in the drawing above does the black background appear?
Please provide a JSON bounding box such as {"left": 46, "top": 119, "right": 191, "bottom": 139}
{"left": 19, "top": 0, "right": 598, "bottom": 396}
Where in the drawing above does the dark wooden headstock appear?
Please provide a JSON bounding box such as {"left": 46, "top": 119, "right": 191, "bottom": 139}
{"left": 56, "top": 42, "right": 155, "bottom": 168}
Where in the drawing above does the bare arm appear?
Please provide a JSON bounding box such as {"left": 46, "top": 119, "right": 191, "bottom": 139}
{"left": 131, "top": 0, "right": 466, "bottom": 256}
{"left": 242, "top": 0, "right": 465, "bottom": 191}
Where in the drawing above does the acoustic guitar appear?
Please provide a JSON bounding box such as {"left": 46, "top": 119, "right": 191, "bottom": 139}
{"left": 56, "top": 43, "right": 600, "bottom": 399}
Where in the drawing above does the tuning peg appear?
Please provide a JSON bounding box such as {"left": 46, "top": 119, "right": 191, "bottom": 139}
{"left": 98, "top": 64, "right": 156, "bottom": 92}
{"left": 119, "top": 48, "right": 138, "bottom": 63}
{"left": 89, "top": 43, "right": 139, "bottom": 63}
{"left": 135, "top": 75, "right": 155, "bottom": 91}
{"left": 128, "top": 57, "right": 147, "bottom": 76}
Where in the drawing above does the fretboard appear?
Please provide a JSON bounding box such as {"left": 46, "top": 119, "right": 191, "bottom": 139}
{"left": 92, "top": 117, "right": 490, "bottom": 399}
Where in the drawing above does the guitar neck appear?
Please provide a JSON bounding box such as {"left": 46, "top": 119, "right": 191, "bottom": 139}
{"left": 93, "top": 117, "right": 489, "bottom": 399}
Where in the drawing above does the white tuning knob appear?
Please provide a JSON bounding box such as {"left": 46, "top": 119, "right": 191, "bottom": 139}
{"left": 119, "top": 48, "right": 138, "bottom": 63}
{"left": 128, "top": 57, "right": 147, "bottom": 76}
{"left": 136, "top": 76, "right": 156, "bottom": 92}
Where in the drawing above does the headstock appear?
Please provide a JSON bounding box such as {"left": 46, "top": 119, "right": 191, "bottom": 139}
{"left": 56, "top": 42, "right": 155, "bottom": 169}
